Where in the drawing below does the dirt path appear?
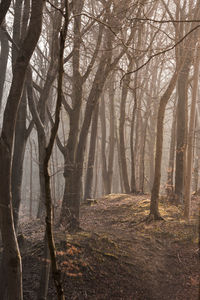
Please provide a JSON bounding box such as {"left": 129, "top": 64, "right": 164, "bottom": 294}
{"left": 80, "top": 194, "right": 199, "bottom": 300}
{"left": 18, "top": 193, "right": 199, "bottom": 299}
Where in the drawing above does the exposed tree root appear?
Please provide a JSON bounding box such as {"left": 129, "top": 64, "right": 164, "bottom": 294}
{"left": 145, "top": 213, "right": 165, "bottom": 223}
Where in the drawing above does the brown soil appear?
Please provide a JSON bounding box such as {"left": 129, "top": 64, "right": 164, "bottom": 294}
{"left": 19, "top": 194, "right": 199, "bottom": 299}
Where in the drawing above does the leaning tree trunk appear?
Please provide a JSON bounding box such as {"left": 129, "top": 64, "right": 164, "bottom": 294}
{"left": 149, "top": 69, "right": 179, "bottom": 220}
{"left": 0, "top": 1, "right": 44, "bottom": 299}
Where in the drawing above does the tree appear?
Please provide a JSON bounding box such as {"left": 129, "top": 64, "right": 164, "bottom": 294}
{"left": 149, "top": 69, "right": 179, "bottom": 220}
{"left": 0, "top": 1, "right": 44, "bottom": 298}
{"left": 0, "top": 0, "right": 12, "bottom": 26}
{"left": 184, "top": 42, "right": 200, "bottom": 219}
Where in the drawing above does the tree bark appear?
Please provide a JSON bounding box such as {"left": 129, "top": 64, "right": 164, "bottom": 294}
{"left": 119, "top": 66, "right": 132, "bottom": 193}
{"left": 0, "top": 26, "right": 9, "bottom": 110}
{"left": 0, "top": 0, "right": 11, "bottom": 26}
{"left": 84, "top": 103, "right": 99, "bottom": 200}
{"left": 175, "top": 58, "right": 191, "bottom": 203}
{"left": 166, "top": 100, "right": 177, "bottom": 198}
{"left": 184, "top": 45, "right": 200, "bottom": 219}
{"left": 149, "top": 69, "right": 179, "bottom": 220}
{"left": 100, "top": 96, "right": 110, "bottom": 194}
{"left": 0, "top": 1, "right": 44, "bottom": 299}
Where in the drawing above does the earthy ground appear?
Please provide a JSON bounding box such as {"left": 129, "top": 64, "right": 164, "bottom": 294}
{"left": 19, "top": 194, "right": 199, "bottom": 299}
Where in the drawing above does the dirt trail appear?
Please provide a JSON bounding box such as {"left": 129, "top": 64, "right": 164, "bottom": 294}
{"left": 18, "top": 193, "right": 199, "bottom": 299}
{"left": 80, "top": 194, "right": 199, "bottom": 300}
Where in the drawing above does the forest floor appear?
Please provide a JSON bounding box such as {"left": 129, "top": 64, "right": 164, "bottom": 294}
{"left": 19, "top": 194, "right": 199, "bottom": 300}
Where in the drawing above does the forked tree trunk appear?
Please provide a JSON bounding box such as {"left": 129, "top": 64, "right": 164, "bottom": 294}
{"left": 60, "top": 45, "right": 113, "bottom": 229}
{"left": 149, "top": 70, "right": 179, "bottom": 220}
{"left": 0, "top": 1, "right": 44, "bottom": 299}
{"left": 43, "top": 4, "right": 69, "bottom": 299}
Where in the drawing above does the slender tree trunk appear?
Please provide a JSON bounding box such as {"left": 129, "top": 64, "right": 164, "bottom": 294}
{"left": 84, "top": 103, "right": 99, "bottom": 200}
{"left": 100, "top": 96, "right": 110, "bottom": 194}
{"left": 166, "top": 101, "right": 177, "bottom": 198}
{"left": 119, "top": 69, "right": 132, "bottom": 193}
{"left": 29, "top": 139, "right": 33, "bottom": 219}
{"left": 175, "top": 58, "right": 191, "bottom": 203}
{"left": 193, "top": 111, "right": 200, "bottom": 192}
{"left": 43, "top": 3, "right": 69, "bottom": 298}
{"left": 149, "top": 70, "right": 179, "bottom": 220}
{"left": 139, "top": 113, "right": 149, "bottom": 193}
{"left": 184, "top": 46, "right": 200, "bottom": 219}
{"left": 12, "top": 92, "right": 27, "bottom": 231}
{"left": 37, "top": 235, "right": 51, "bottom": 300}
{"left": 107, "top": 81, "right": 115, "bottom": 193}
{"left": 130, "top": 90, "right": 137, "bottom": 193}
{"left": 0, "top": 26, "right": 9, "bottom": 110}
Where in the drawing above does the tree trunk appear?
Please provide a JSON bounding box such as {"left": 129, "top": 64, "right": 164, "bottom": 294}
{"left": 84, "top": 103, "right": 99, "bottom": 200}
{"left": 11, "top": 91, "right": 27, "bottom": 231}
{"left": 107, "top": 81, "right": 115, "bottom": 193}
{"left": 37, "top": 235, "right": 51, "bottom": 300}
{"left": 166, "top": 101, "right": 177, "bottom": 198}
{"left": 175, "top": 58, "right": 191, "bottom": 203}
{"left": 130, "top": 90, "right": 137, "bottom": 193}
{"left": 60, "top": 46, "right": 112, "bottom": 228}
{"left": 0, "top": 1, "right": 44, "bottom": 298}
{"left": 119, "top": 68, "right": 132, "bottom": 193}
{"left": 149, "top": 70, "right": 179, "bottom": 220}
{"left": 100, "top": 96, "right": 110, "bottom": 194}
{"left": 0, "top": 26, "right": 9, "bottom": 109}
{"left": 0, "top": 0, "right": 11, "bottom": 26}
{"left": 184, "top": 46, "right": 200, "bottom": 219}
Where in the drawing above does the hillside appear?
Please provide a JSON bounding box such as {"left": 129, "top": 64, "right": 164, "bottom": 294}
{"left": 20, "top": 194, "right": 199, "bottom": 299}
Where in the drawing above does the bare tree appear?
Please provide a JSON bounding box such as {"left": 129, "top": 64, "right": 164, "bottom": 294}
{"left": 0, "top": 1, "right": 44, "bottom": 298}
